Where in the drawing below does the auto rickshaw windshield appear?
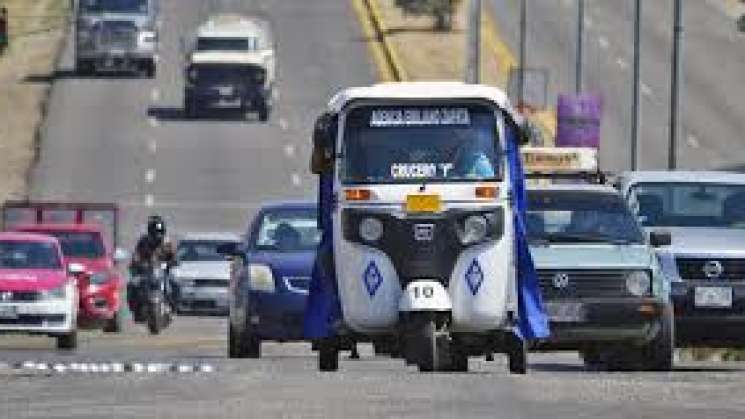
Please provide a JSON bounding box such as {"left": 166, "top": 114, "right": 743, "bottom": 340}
{"left": 341, "top": 103, "right": 502, "bottom": 184}
{"left": 81, "top": 0, "right": 149, "bottom": 14}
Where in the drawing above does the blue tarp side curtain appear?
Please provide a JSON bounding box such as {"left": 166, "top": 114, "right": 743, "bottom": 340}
{"left": 303, "top": 173, "right": 341, "bottom": 339}
{"left": 304, "top": 124, "right": 550, "bottom": 340}
{"left": 505, "top": 125, "right": 550, "bottom": 340}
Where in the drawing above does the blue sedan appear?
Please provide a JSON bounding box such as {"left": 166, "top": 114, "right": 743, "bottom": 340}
{"left": 226, "top": 202, "right": 319, "bottom": 358}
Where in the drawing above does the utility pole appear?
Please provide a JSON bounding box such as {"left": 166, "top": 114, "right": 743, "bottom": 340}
{"left": 466, "top": 0, "right": 482, "bottom": 83}
{"left": 518, "top": 0, "right": 527, "bottom": 106}
{"left": 631, "top": 0, "right": 641, "bottom": 170}
{"left": 669, "top": 0, "right": 683, "bottom": 170}
{"left": 575, "top": 0, "right": 585, "bottom": 93}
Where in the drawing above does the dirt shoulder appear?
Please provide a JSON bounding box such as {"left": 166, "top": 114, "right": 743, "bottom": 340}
{"left": 0, "top": 0, "right": 68, "bottom": 202}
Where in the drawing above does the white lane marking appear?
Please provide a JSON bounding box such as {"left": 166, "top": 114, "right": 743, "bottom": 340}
{"left": 148, "top": 117, "right": 160, "bottom": 128}
{"left": 150, "top": 88, "right": 161, "bottom": 103}
{"left": 284, "top": 144, "right": 296, "bottom": 158}
{"left": 145, "top": 169, "right": 156, "bottom": 184}
{"left": 145, "top": 194, "right": 155, "bottom": 207}
{"left": 291, "top": 173, "right": 302, "bottom": 187}
{"left": 616, "top": 57, "right": 629, "bottom": 70}
{"left": 585, "top": 17, "right": 594, "bottom": 29}
{"left": 278, "top": 118, "right": 289, "bottom": 131}
{"left": 598, "top": 36, "right": 609, "bottom": 50}
{"left": 641, "top": 82, "right": 654, "bottom": 98}
{"left": 687, "top": 134, "right": 700, "bottom": 149}
{"left": 148, "top": 140, "right": 158, "bottom": 155}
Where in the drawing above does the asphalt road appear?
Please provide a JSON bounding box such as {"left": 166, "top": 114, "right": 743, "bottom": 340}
{"left": 490, "top": 0, "right": 745, "bottom": 172}
{"left": 4, "top": 0, "right": 745, "bottom": 417}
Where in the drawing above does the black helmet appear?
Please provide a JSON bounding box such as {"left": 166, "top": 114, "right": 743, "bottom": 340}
{"left": 147, "top": 215, "right": 166, "bottom": 238}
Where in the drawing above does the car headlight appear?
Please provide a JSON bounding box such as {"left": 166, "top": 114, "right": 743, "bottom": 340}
{"left": 249, "top": 264, "right": 275, "bottom": 293}
{"left": 359, "top": 217, "right": 384, "bottom": 242}
{"left": 626, "top": 271, "right": 651, "bottom": 297}
{"left": 89, "top": 272, "right": 109, "bottom": 285}
{"left": 459, "top": 215, "right": 489, "bottom": 245}
{"left": 42, "top": 284, "right": 67, "bottom": 300}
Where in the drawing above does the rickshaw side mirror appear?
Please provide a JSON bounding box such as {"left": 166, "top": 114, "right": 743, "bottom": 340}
{"left": 311, "top": 112, "right": 338, "bottom": 175}
{"left": 518, "top": 120, "right": 542, "bottom": 146}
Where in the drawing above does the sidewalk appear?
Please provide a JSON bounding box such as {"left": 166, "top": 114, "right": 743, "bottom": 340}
{"left": 0, "top": 0, "right": 68, "bottom": 202}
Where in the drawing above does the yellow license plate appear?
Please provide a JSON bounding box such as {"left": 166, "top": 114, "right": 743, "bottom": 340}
{"left": 406, "top": 194, "right": 442, "bottom": 213}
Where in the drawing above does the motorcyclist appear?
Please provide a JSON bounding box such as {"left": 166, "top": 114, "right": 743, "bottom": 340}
{"left": 127, "top": 215, "right": 177, "bottom": 320}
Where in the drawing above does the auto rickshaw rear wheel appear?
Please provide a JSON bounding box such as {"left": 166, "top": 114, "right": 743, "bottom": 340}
{"left": 507, "top": 333, "right": 527, "bottom": 374}
{"left": 318, "top": 339, "right": 339, "bottom": 372}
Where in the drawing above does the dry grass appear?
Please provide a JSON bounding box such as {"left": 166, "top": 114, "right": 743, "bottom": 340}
{"left": 0, "top": 0, "right": 68, "bottom": 202}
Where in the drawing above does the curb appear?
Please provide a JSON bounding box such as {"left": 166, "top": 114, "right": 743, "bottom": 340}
{"left": 352, "top": 0, "right": 407, "bottom": 82}
{"left": 0, "top": 360, "right": 215, "bottom": 375}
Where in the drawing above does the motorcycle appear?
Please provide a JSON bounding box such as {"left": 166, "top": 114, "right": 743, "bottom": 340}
{"left": 129, "top": 262, "right": 174, "bottom": 335}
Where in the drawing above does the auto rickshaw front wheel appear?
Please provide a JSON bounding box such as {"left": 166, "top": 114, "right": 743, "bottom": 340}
{"left": 406, "top": 313, "right": 452, "bottom": 372}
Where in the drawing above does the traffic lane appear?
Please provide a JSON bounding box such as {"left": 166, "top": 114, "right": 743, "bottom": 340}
{"left": 29, "top": 21, "right": 160, "bottom": 248}
{"left": 488, "top": 0, "right": 745, "bottom": 171}
{"left": 145, "top": 0, "right": 374, "bottom": 237}
{"left": 3, "top": 339, "right": 745, "bottom": 419}
{"left": 575, "top": 0, "right": 745, "bottom": 170}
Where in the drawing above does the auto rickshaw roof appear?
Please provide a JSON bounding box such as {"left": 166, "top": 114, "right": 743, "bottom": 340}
{"left": 189, "top": 51, "right": 267, "bottom": 66}
{"left": 328, "top": 82, "right": 519, "bottom": 121}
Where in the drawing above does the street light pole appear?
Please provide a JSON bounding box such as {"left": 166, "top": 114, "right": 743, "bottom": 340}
{"left": 466, "top": 0, "right": 482, "bottom": 83}
{"left": 669, "top": 0, "right": 683, "bottom": 170}
{"left": 518, "top": 0, "right": 527, "bottom": 106}
{"left": 631, "top": 0, "right": 642, "bottom": 170}
{"left": 576, "top": 0, "right": 585, "bottom": 93}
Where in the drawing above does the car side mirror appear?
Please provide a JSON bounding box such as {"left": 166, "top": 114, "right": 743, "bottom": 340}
{"left": 311, "top": 112, "right": 338, "bottom": 175}
{"left": 649, "top": 231, "right": 672, "bottom": 248}
{"left": 68, "top": 262, "right": 86, "bottom": 276}
{"left": 113, "top": 248, "right": 129, "bottom": 264}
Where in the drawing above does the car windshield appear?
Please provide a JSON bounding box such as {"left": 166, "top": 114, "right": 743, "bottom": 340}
{"left": 0, "top": 241, "right": 62, "bottom": 270}
{"left": 188, "top": 64, "right": 263, "bottom": 85}
{"left": 47, "top": 231, "right": 106, "bottom": 258}
{"left": 177, "top": 240, "right": 234, "bottom": 262}
{"left": 252, "top": 208, "right": 320, "bottom": 252}
{"left": 527, "top": 190, "right": 645, "bottom": 244}
{"left": 196, "top": 37, "right": 258, "bottom": 51}
{"left": 629, "top": 182, "right": 745, "bottom": 228}
{"left": 81, "top": 0, "right": 148, "bottom": 14}
{"left": 341, "top": 103, "right": 501, "bottom": 184}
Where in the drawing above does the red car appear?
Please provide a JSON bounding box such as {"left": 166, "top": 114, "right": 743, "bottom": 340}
{"left": 2, "top": 202, "right": 126, "bottom": 333}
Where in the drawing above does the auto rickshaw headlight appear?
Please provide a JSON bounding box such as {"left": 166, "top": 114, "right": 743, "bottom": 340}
{"left": 359, "top": 217, "right": 384, "bottom": 242}
{"left": 459, "top": 215, "right": 489, "bottom": 245}
{"left": 248, "top": 263, "right": 276, "bottom": 293}
{"left": 625, "top": 271, "right": 651, "bottom": 296}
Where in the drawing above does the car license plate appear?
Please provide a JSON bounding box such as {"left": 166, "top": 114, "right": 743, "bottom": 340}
{"left": 0, "top": 305, "right": 18, "bottom": 319}
{"left": 694, "top": 286, "right": 733, "bottom": 308}
{"left": 405, "top": 194, "right": 442, "bottom": 213}
{"left": 545, "top": 302, "right": 585, "bottom": 322}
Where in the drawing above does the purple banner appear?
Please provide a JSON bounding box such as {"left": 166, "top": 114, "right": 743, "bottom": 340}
{"left": 556, "top": 93, "right": 603, "bottom": 148}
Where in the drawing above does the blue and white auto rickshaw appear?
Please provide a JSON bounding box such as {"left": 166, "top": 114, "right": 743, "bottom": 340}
{"left": 305, "top": 82, "right": 548, "bottom": 373}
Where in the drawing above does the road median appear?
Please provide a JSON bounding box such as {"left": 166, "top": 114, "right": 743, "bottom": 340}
{"left": 353, "top": 0, "right": 555, "bottom": 142}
